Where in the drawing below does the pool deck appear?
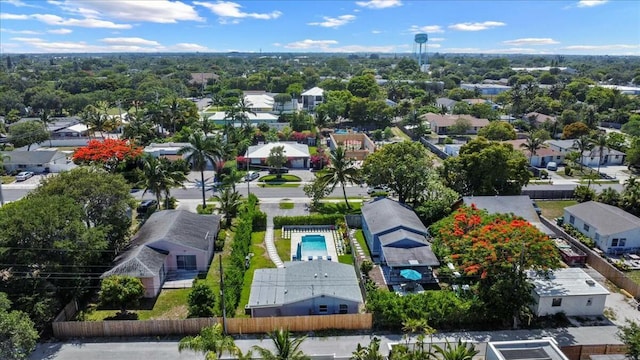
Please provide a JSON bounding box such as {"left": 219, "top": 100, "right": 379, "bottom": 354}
{"left": 289, "top": 230, "right": 339, "bottom": 262}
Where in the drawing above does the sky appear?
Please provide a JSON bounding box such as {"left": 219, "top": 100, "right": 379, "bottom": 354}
{"left": 0, "top": 0, "right": 639, "bottom": 55}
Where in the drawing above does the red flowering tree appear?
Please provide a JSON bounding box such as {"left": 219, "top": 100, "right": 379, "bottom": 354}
{"left": 73, "top": 139, "right": 143, "bottom": 172}
{"left": 431, "top": 204, "right": 561, "bottom": 328}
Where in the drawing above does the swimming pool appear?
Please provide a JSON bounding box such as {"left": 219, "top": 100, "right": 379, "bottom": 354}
{"left": 296, "top": 234, "right": 328, "bottom": 260}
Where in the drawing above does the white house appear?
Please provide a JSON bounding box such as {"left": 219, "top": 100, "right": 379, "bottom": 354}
{"left": 1, "top": 150, "right": 74, "bottom": 173}
{"left": 301, "top": 87, "right": 324, "bottom": 112}
{"left": 547, "top": 140, "right": 625, "bottom": 166}
{"left": 207, "top": 111, "right": 280, "bottom": 128}
{"left": 245, "top": 142, "right": 310, "bottom": 169}
{"left": 487, "top": 339, "right": 570, "bottom": 360}
{"left": 564, "top": 201, "right": 640, "bottom": 254}
{"left": 504, "top": 139, "right": 565, "bottom": 167}
{"left": 460, "top": 83, "right": 511, "bottom": 95}
{"left": 528, "top": 268, "right": 609, "bottom": 317}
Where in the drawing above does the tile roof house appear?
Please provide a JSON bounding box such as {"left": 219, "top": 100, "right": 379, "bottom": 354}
{"left": 462, "top": 195, "right": 554, "bottom": 237}
{"left": 564, "top": 201, "right": 640, "bottom": 254}
{"left": 245, "top": 142, "right": 310, "bottom": 169}
{"left": 547, "top": 140, "right": 625, "bottom": 166}
{"left": 246, "top": 260, "right": 363, "bottom": 317}
{"left": 420, "top": 113, "right": 490, "bottom": 135}
{"left": 102, "top": 210, "right": 220, "bottom": 297}
{"left": 361, "top": 198, "right": 439, "bottom": 285}
{"left": 503, "top": 139, "right": 565, "bottom": 167}
{"left": 527, "top": 268, "right": 609, "bottom": 317}
{"left": 1, "top": 150, "right": 74, "bottom": 173}
{"left": 524, "top": 112, "right": 557, "bottom": 128}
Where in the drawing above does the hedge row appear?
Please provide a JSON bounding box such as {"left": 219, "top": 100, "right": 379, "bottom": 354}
{"left": 273, "top": 214, "right": 344, "bottom": 228}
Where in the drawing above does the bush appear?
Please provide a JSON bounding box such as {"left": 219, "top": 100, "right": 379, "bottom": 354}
{"left": 562, "top": 224, "right": 596, "bottom": 248}
{"left": 188, "top": 283, "right": 216, "bottom": 318}
{"left": 574, "top": 185, "right": 596, "bottom": 203}
{"left": 165, "top": 196, "right": 178, "bottom": 210}
{"left": 273, "top": 214, "right": 344, "bottom": 228}
{"left": 564, "top": 166, "right": 573, "bottom": 176}
{"left": 196, "top": 204, "right": 215, "bottom": 214}
{"left": 252, "top": 210, "right": 267, "bottom": 231}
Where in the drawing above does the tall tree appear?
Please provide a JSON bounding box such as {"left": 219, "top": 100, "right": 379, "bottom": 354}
{"left": 573, "top": 135, "right": 594, "bottom": 171}
{"left": 0, "top": 292, "right": 38, "bottom": 360}
{"left": 266, "top": 145, "right": 287, "bottom": 179}
{"left": 179, "top": 132, "right": 225, "bottom": 208}
{"left": 139, "top": 156, "right": 187, "bottom": 210}
{"left": 8, "top": 121, "right": 49, "bottom": 150}
{"left": 317, "top": 146, "right": 360, "bottom": 209}
{"left": 520, "top": 135, "right": 546, "bottom": 166}
{"left": 212, "top": 188, "right": 243, "bottom": 227}
{"left": 39, "top": 109, "right": 54, "bottom": 147}
{"left": 0, "top": 153, "right": 8, "bottom": 207}
{"left": 252, "top": 328, "right": 310, "bottom": 360}
{"left": 178, "top": 324, "right": 238, "bottom": 360}
{"left": 592, "top": 133, "right": 609, "bottom": 177}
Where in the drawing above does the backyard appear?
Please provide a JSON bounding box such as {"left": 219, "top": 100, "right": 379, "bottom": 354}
{"left": 535, "top": 200, "right": 577, "bottom": 220}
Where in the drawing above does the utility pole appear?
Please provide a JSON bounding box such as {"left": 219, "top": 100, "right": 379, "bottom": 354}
{"left": 247, "top": 155, "right": 251, "bottom": 196}
{"left": 219, "top": 255, "right": 227, "bottom": 334}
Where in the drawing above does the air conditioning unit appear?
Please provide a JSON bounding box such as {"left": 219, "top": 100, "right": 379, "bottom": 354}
{"left": 585, "top": 279, "right": 596, "bottom": 286}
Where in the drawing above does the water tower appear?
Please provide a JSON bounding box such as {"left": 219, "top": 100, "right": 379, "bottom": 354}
{"left": 414, "top": 33, "right": 428, "bottom": 70}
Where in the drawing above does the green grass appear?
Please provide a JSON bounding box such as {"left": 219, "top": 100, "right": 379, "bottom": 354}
{"left": 354, "top": 230, "right": 371, "bottom": 258}
{"left": 279, "top": 200, "right": 294, "bottom": 209}
{"left": 258, "top": 183, "right": 300, "bottom": 188}
{"left": 535, "top": 200, "right": 578, "bottom": 220}
{"left": 313, "top": 201, "right": 362, "bottom": 215}
{"left": 259, "top": 174, "right": 302, "bottom": 182}
{"left": 274, "top": 229, "right": 291, "bottom": 262}
{"left": 626, "top": 271, "right": 640, "bottom": 286}
{"left": 309, "top": 146, "right": 318, "bottom": 155}
{"left": 236, "top": 231, "right": 271, "bottom": 317}
{"left": 391, "top": 127, "right": 412, "bottom": 141}
{"left": 81, "top": 288, "right": 191, "bottom": 321}
{"left": 1, "top": 175, "right": 14, "bottom": 184}
{"left": 339, "top": 254, "right": 355, "bottom": 265}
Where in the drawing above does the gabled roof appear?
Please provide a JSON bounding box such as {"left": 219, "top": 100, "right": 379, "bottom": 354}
{"left": 301, "top": 87, "right": 324, "bottom": 96}
{"left": 102, "top": 246, "right": 169, "bottom": 278}
{"left": 248, "top": 260, "right": 363, "bottom": 308}
{"left": 420, "top": 113, "right": 490, "bottom": 128}
{"left": 436, "top": 98, "right": 457, "bottom": 108}
{"left": 245, "top": 142, "right": 310, "bottom": 159}
{"left": 382, "top": 244, "right": 440, "bottom": 267}
{"left": 528, "top": 268, "right": 609, "bottom": 297}
{"left": 361, "top": 198, "right": 427, "bottom": 237}
{"left": 379, "top": 229, "right": 428, "bottom": 247}
{"left": 525, "top": 112, "right": 557, "bottom": 124}
{"left": 1, "top": 150, "right": 64, "bottom": 165}
{"left": 132, "top": 210, "right": 220, "bottom": 251}
{"left": 565, "top": 201, "right": 640, "bottom": 236}
{"left": 463, "top": 195, "right": 554, "bottom": 236}
{"left": 207, "top": 112, "right": 278, "bottom": 121}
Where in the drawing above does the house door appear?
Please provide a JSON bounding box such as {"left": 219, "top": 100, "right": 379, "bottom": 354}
{"left": 176, "top": 255, "right": 197, "bottom": 270}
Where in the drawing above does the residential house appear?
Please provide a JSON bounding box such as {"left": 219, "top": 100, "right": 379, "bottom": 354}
{"left": 564, "top": 201, "right": 640, "bottom": 254}
{"left": 361, "top": 198, "right": 440, "bottom": 285}
{"left": 420, "top": 113, "right": 490, "bottom": 135}
{"left": 436, "top": 98, "right": 457, "bottom": 112}
{"left": 101, "top": 210, "right": 220, "bottom": 298}
{"left": 523, "top": 112, "right": 557, "bottom": 128}
{"left": 462, "top": 195, "right": 555, "bottom": 237}
{"left": 462, "top": 98, "right": 499, "bottom": 110}
{"left": 245, "top": 141, "right": 310, "bottom": 168}
{"left": 301, "top": 87, "right": 324, "bottom": 112}
{"left": 487, "top": 339, "right": 570, "bottom": 360}
{"left": 244, "top": 92, "right": 275, "bottom": 113}
{"left": 189, "top": 72, "right": 219, "bottom": 85}
{"left": 246, "top": 260, "right": 363, "bottom": 317}
{"left": 207, "top": 111, "right": 279, "bottom": 128}
{"left": 504, "top": 139, "right": 565, "bottom": 167}
{"left": 1, "top": 150, "right": 73, "bottom": 173}
{"left": 329, "top": 133, "right": 376, "bottom": 161}
{"left": 460, "top": 83, "right": 511, "bottom": 95}
{"left": 547, "top": 140, "right": 625, "bottom": 166}
{"left": 527, "top": 268, "right": 609, "bottom": 317}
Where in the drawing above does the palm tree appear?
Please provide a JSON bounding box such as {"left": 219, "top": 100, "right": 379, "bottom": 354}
{"left": 573, "top": 135, "right": 594, "bottom": 172}
{"left": 139, "top": 156, "right": 187, "bottom": 210}
{"left": 179, "top": 132, "right": 225, "bottom": 208}
{"left": 317, "top": 146, "right": 360, "bottom": 209}
{"left": 432, "top": 339, "right": 479, "bottom": 360}
{"left": 212, "top": 188, "right": 243, "bottom": 227}
{"left": 178, "top": 323, "right": 238, "bottom": 360}
{"left": 221, "top": 168, "right": 244, "bottom": 192}
{"left": 520, "top": 135, "right": 546, "bottom": 166}
{"left": 251, "top": 328, "right": 310, "bottom": 360}
{"left": 592, "top": 133, "right": 609, "bottom": 177}
{"left": 351, "top": 337, "right": 384, "bottom": 360}
{"left": 39, "top": 109, "right": 54, "bottom": 147}
{"left": 0, "top": 153, "right": 9, "bottom": 207}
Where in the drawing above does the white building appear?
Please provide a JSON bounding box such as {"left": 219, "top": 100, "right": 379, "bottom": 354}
{"left": 528, "top": 268, "right": 609, "bottom": 317}
{"left": 301, "top": 87, "right": 324, "bottom": 112}
{"left": 1, "top": 150, "right": 74, "bottom": 173}
{"left": 487, "top": 339, "right": 570, "bottom": 360}
{"left": 460, "top": 83, "right": 511, "bottom": 95}
{"left": 207, "top": 112, "right": 279, "bottom": 127}
{"left": 245, "top": 142, "right": 310, "bottom": 169}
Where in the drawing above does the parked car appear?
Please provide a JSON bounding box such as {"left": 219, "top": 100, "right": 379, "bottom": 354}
{"left": 15, "top": 171, "right": 34, "bottom": 181}
{"left": 137, "top": 199, "right": 158, "bottom": 213}
{"left": 532, "top": 201, "right": 542, "bottom": 216}
{"left": 367, "top": 186, "right": 388, "bottom": 195}
{"left": 245, "top": 171, "right": 260, "bottom": 181}
{"left": 268, "top": 167, "right": 289, "bottom": 174}
{"left": 546, "top": 162, "right": 558, "bottom": 171}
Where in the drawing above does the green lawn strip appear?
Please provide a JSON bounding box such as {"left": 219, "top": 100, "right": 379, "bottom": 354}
{"left": 258, "top": 183, "right": 300, "bottom": 188}
{"left": 323, "top": 196, "right": 364, "bottom": 200}
{"left": 259, "top": 174, "right": 302, "bottom": 182}
{"left": 313, "top": 201, "right": 362, "bottom": 215}
{"left": 274, "top": 229, "right": 291, "bottom": 262}
{"left": 626, "top": 270, "right": 640, "bottom": 286}
{"left": 1, "top": 175, "right": 14, "bottom": 184}
{"left": 236, "top": 231, "right": 271, "bottom": 317}
{"left": 339, "top": 254, "right": 354, "bottom": 265}
{"left": 201, "top": 225, "right": 236, "bottom": 315}
{"left": 354, "top": 230, "right": 371, "bottom": 258}
{"left": 535, "top": 200, "right": 577, "bottom": 220}
{"left": 391, "top": 127, "right": 412, "bottom": 141}
{"left": 80, "top": 288, "right": 191, "bottom": 321}
{"left": 577, "top": 179, "right": 619, "bottom": 185}
{"left": 279, "top": 200, "right": 294, "bottom": 209}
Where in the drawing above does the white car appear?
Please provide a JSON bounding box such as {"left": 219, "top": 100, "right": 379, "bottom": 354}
{"left": 16, "top": 171, "right": 34, "bottom": 181}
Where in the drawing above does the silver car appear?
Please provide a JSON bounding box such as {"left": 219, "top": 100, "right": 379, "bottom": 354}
{"left": 16, "top": 171, "right": 34, "bottom": 181}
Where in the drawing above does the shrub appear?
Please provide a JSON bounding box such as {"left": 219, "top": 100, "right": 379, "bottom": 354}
{"left": 196, "top": 204, "right": 215, "bottom": 214}
{"left": 564, "top": 166, "right": 573, "bottom": 176}
{"left": 188, "top": 283, "right": 216, "bottom": 318}
{"left": 273, "top": 214, "right": 344, "bottom": 228}
{"left": 574, "top": 185, "right": 596, "bottom": 203}
{"left": 562, "top": 224, "right": 596, "bottom": 248}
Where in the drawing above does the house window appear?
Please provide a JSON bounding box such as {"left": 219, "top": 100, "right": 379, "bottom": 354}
{"left": 620, "top": 239, "right": 626, "bottom": 247}
{"left": 176, "top": 255, "right": 197, "bottom": 270}
{"left": 552, "top": 298, "right": 562, "bottom": 307}
{"left": 612, "top": 239, "right": 619, "bottom": 247}
{"left": 569, "top": 215, "right": 575, "bottom": 224}
{"left": 339, "top": 304, "right": 348, "bottom": 314}
{"left": 557, "top": 156, "right": 561, "bottom": 160}
{"left": 583, "top": 224, "right": 590, "bottom": 232}
{"left": 595, "top": 233, "right": 600, "bottom": 241}
{"left": 319, "top": 305, "right": 328, "bottom": 313}
{"left": 587, "top": 298, "right": 593, "bottom": 306}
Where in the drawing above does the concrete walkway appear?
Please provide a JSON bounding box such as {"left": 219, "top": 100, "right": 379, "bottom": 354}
{"left": 260, "top": 202, "right": 311, "bottom": 268}
{"left": 264, "top": 224, "right": 284, "bottom": 268}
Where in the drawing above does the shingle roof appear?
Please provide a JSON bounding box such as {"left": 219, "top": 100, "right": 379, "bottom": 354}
{"left": 463, "top": 195, "right": 554, "bottom": 236}
{"left": 1, "top": 150, "right": 64, "bottom": 165}
{"left": 248, "top": 260, "right": 363, "bottom": 308}
{"left": 102, "top": 246, "right": 169, "bottom": 278}
{"left": 361, "top": 198, "right": 428, "bottom": 237}
{"left": 420, "top": 113, "right": 490, "bottom": 128}
{"left": 131, "top": 210, "right": 221, "bottom": 251}
{"left": 382, "top": 244, "right": 440, "bottom": 267}
{"left": 565, "top": 201, "right": 640, "bottom": 236}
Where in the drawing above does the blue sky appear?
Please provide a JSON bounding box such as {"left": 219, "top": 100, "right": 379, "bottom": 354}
{"left": 0, "top": 0, "right": 638, "bottom": 55}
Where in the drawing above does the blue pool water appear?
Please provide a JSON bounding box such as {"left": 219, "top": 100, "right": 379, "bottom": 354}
{"left": 296, "top": 234, "right": 328, "bottom": 260}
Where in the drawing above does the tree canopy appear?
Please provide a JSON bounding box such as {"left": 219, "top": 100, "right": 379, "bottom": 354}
{"left": 0, "top": 292, "right": 38, "bottom": 360}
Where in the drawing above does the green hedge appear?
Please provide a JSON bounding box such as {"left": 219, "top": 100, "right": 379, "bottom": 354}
{"left": 273, "top": 214, "right": 344, "bottom": 228}
{"left": 562, "top": 224, "right": 596, "bottom": 248}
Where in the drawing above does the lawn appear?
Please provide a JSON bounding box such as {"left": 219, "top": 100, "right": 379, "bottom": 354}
{"left": 1, "top": 175, "right": 14, "bottom": 184}
{"left": 535, "top": 200, "right": 577, "bottom": 220}
{"left": 274, "top": 229, "right": 291, "bottom": 262}
{"left": 80, "top": 288, "right": 191, "bottom": 321}
{"left": 339, "top": 254, "right": 354, "bottom": 265}
{"left": 626, "top": 270, "right": 640, "bottom": 286}
{"left": 391, "top": 127, "right": 412, "bottom": 141}
{"left": 279, "top": 200, "right": 294, "bottom": 209}
{"left": 313, "top": 201, "right": 362, "bottom": 215}
{"left": 258, "top": 183, "right": 300, "bottom": 188}
{"left": 354, "top": 230, "right": 371, "bottom": 258}
{"left": 259, "top": 174, "right": 302, "bottom": 182}
{"left": 236, "top": 231, "right": 271, "bottom": 317}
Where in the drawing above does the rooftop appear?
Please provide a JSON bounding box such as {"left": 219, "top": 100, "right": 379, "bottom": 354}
{"left": 528, "top": 268, "right": 610, "bottom": 297}
{"left": 488, "top": 339, "right": 570, "bottom": 360}
{"left": 565, "top": 201, "right": 640, "bottom": 236}
{"left": 361, "top": 198, "right": 428, "bottom": 237}
{"left": 462, "top": 195, "right": 554, "bottom": 236}
{"left": 245, "top": 141, "right": 310, "bottom": 159}
{"left": 420, "top": 113, "right": 490, "bottom": 128}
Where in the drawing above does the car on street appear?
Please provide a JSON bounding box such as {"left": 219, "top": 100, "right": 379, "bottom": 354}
{"left": 367, "top": 186, "right": 389, "bottom": 194}
{"left": 15, "top": 171, "right": 34, "bottom": 181}
{"left": 136, "top": 199, "right": 158, "bottom": 214}
{"left": 268, "top": 167, "right": 289, "bottom": 174}
{"left": 245, "top": 171, "right": 260, "bottom": 181}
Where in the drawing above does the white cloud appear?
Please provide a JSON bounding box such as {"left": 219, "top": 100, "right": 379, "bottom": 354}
{"left": 577, "top": 0, "right": 608, "bottom": 7}
{"left": 408, "top": 25, "right": 444, "bottom": 34}
{"left": 449, "top": 21, "right": 505, "bottom": 31}
{"left": 53, "top": 0, "right": 204, "bottom": 23}
{"left": 440, "top": 47, "right": 480, "bottom": 53}
{"left": 355, "top": 0, "right": 402, "bottom": 9}
{"left": 429, "top": 37, "right": 445, "bottom": 42}
{"left": 31, "top": 13, "right": 132, "bottom": 28}
{"left": 503, "top": 38, "right": 559, "bottom": 46}
{"left": 371, "top": 30, "right": 382, "bottom": 34}
{"left": 483, "top": 48, "right": 538, "bottom": 54}
{"left": 283, "top": 39, "right": 339, "bottom": 50}
{"left": 0, "top": 28, "right": 42, "bottom": 34}
{"left": 0, "top": 13, "right": 30, "bottom": 20}
{"left": 564, "top": 44, "right": 640, "bottom": 51}
{"left": 194, "top": 1, "right": 281, "bottom": 22}
{"left": 428, "top": 43, "right": 441, "bottom": 48}
{"left": 308, "top": 15, "right": 355, "bottom": 28}
{"left": 170, "top": 43, "right": 211, "bottom": 51}
{"left": 48, "top": 28, "right": 72, "bottom": 34}
{"left": 331, "top": 44, "right": 397, "bottom": 52}
{"left": 101, "top": 37, "right": 161, "bottom": 46}
{"left": 3, "top": 0, "right": 40, "bottom": 7}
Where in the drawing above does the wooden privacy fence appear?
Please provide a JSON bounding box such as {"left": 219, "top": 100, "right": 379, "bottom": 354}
{"left": 561, "top": 344, "right": 628, "bottom": 360}
{"left": 53, "top": 313, "right": 372, "bottom": 339}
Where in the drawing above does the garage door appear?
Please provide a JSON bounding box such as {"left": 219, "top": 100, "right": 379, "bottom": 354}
{"left": 291, "top": 159, "right": 304, "bottom": 168}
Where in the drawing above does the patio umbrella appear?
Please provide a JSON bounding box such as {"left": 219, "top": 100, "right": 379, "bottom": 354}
{"left": 400, "top": 269, "right": 422, "bottom": 281}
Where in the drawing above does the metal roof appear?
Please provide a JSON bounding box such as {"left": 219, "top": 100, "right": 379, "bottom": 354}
{"left": 528, "top": 268, "right": 609, "bottom": 297}
{"left": 301, "top": 87, "right": 324, "bottom": 96}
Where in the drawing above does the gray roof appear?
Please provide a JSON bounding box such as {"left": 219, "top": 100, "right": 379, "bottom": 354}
{"left": 131, "top": 210, "right": 220, "bottom": 251}
{"left": 436, "top": 98, "right": 457, "bottom": 108}
{"left": 379, "top": 229, "right": 428, "bottom": 246}
{"left": 463, "top": 195, "right": 555, "bottom": 236}
{"left": 248, "top": 260, "right": 363, "bottom": 308}
{"left": 361, "top": 198, "right": 428, "bottom": 237}
{"left": 547, "top": 140, "right": 625, "bottom": 156}
{"left": 102, "top": 246, "right": 169, "bottom": 278}
{"left": 528, "top": 268, "right": 609, "bottom": 297}
{"left": 547, "top": 139, "right": 577, "bottom": 150}
{"left": 565, "top": 201, "right": 640, "bottom": 236}
{"left": 382, "top": 241, "right": 440, "bottom": 267}
{"left": 1, "top": 150, "right": 64, "bottom": 165}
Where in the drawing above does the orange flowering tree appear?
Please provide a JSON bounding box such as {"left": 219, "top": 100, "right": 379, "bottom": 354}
{"left": 431, "top": 204, "right": 561, "bottom": 327}
{"left": 73, "top": 139, "right": 143, "bottom": 172}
